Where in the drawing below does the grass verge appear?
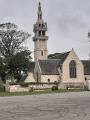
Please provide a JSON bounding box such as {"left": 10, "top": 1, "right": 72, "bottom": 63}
{"left": 0, "top": 89, "right": 87, "bottom": 97}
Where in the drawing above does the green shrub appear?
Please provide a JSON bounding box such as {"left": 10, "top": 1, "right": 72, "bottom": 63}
{"left": 19, "top": 83, "right": 29, "bottom": 87}
{"left": 84, "top": 86, "right": 88, "bottom": 90}
{"left": 29, "top": 87, "right": 34, "bottom": 92}
{"left": 52, "top": 85, "right": 58, "bottom": 91}
{"left": 0, "top": 86, "right": 5, "bottom": 92}
{"left": 10, "top": 82, "right": 59, "bottom": 86}
{"left": 54, "top": 81, "right": 59, "bottom": 86}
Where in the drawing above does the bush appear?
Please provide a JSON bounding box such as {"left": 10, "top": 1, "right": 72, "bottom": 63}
{"left": 0, "top": 85, "right": 5, "bottom": 92}
{"left": 19, "top": 83, "right": 29, "bottom": 87}
{"left": 54, "top": 81, "right": 59, "bottom": 86}
{"left": 29, "top": 86, "right": 34, "bottom": 92}
{"left": 10, "top": 82, "right": 59, "bottom": 86}
{"left": 52, "top": 85, "right": 58, "bottom": 91}
{"left": 10, "top": 82, "right": 30, "bottom": 87}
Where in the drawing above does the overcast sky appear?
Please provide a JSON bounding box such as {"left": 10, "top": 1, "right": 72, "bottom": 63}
{"left": 0, "top": 0, "right": 90, "bottom": 60}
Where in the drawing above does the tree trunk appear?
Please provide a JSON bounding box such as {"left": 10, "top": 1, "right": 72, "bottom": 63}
{"left": 0, "top": 76, "right": 3, "bottom": 85}
{"left": 11, "top": 70, "right": 14, "bottom": 83}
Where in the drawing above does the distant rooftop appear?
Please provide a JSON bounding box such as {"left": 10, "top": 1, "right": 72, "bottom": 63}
{"left": 81, "top": 60, "right": 90, "bottom": 75}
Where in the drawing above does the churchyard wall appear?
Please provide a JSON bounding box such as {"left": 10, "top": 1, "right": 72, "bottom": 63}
{"left": 5, "top": 83, "right": 55, "bottom": 92}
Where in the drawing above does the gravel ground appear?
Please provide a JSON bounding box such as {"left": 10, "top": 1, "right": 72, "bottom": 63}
{"left": 0, "top": 91, "right": 90, "bottom": 120}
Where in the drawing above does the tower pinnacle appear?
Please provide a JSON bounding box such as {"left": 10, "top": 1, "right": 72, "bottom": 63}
{"left": 38, "top": 2, "right": 41, "bottom": 11}
{"left": 37, "top": 2, "right": 43, "bottom": 22}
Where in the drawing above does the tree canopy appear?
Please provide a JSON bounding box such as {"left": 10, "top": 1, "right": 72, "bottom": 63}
{"left": 0, "top": 23, "right": 31, "bottom": 82}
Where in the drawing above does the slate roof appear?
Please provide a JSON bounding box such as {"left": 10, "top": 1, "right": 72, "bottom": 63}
{"left": 20, "top": 66, "right": 35, "bottom": 82}
{"left": 39, "top": 60, "right": 60, "bottom": 75}
{"left": 49, "top": 51, "right": 70, "bottom": 64}
{"left": 81, "top": 60, "right": 90, "bottom": 75}
{"left": 20, "top": 74, "right": 28, "bottom": 82}
{"left": 28, "top": 66, "right": 35, "bottom": 73}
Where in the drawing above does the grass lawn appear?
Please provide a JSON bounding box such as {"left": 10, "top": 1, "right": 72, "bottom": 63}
{"left": 0, "top": 89, "right": 87, "bottom": 97}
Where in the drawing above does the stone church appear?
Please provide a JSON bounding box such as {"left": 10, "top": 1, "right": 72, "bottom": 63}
{"left": 21, "top": 2, "right": 90, "bottom": 89}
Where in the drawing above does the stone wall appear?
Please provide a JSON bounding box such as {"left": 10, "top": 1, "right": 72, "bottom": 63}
{"left": 5, "top": 81, "right": 86, "bottom": 93}
{"left": 62, "top": 49, "right": 85, "bottom": 84}
{"left": 24, "top": 73, "right": 35, "bottom": 83}
{"left": 41, "top": 75, "right": 59, "bottom": 83}
{"left": 34, "top": 61, "right": 41, "bottom": 82}
{"left": 34, "top": 40, "right": 48, "bottom": 62}
{"left": 5, "top": 84, "right": 55, "bottom": 92}
{"left": 59, "top": 82, "right": 85, "bottom": 89}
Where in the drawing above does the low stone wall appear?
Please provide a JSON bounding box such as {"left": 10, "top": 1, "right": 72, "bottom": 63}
{"left": 5, "top": 84, "right": 55, "bottom": 92}
{"left": 5, "top": 82, "right": 85, "bottom": 92}
{"left": 59, "top": 82, "right": 85, "bottom": 89}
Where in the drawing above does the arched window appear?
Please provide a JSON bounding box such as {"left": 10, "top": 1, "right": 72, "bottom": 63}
{"left": 39, "top": 24, "right": 41, "bottom": 27}
{"left": 41, "top": 51, "right": 43, "bottom": 56}
{"left": 39, "top": 31, "right": 41, "bottom": 35}
{"left": 69, "top": 60, "right": 76, "bottom": 78}
{"left": 40, "top": 15, "right": 42, "bottom": 19}
{"left": 42, "top": 31, "right": 45, "bottom": 36}
{"left": 42, "top": 24, "right": 44, "bottom": 27}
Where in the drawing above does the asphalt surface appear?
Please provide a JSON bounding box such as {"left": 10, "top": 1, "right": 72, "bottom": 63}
{"left": 0, "top": 91, "right": 90, "bottom": 120}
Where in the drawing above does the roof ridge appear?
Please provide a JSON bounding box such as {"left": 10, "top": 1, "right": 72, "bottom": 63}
{"left": 81, "top": 60, "right": 90, "bottom": 61}
{"left": 48, "top": 51, "right": 70, "bottom": 59}
{"left": 48, "top": 53, "right": 61, "bottom": 59}
{"left": 39, "top": 59, "right": 60, "bottom": 61}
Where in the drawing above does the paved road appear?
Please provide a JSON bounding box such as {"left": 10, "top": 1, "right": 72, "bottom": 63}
{"left": 0, "top": 91, "right": 90, "bottom": 120}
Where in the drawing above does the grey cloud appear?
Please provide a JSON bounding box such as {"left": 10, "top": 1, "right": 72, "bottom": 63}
{"left": 57, "top": 14, "right": 88, "bottom": 35}
{"left": 0, "top": 0, "right": 13, "bottom": 18}
{"left": 0, "top": 0, "right": 89, "bottom": 60}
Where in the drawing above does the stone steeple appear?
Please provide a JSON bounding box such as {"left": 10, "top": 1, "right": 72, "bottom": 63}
{"left": 37, "top": 2, "right": 43, "bottom": 22}
{"left": 33, "top": 2, "right": 48, "bottom": 62}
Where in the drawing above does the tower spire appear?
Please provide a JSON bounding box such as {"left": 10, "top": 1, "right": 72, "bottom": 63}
{"left": 33, "top": 2, "right": 48, "bottom": 62}
{"left": 37, "top": 2, "right": 43, "bottom": 22}
{"left": 38, "top": 2, "right": 41, "bottom": 11}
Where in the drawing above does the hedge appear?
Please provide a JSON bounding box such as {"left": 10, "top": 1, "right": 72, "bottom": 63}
{"left": 10, "top": 82, "right": 59, "bottom": 87}
{"left": 0, "top": 86, "right": 5, "bottom": 92}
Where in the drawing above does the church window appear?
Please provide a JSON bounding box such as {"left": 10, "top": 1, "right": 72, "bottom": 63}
{"left": 48, "top": 79, "right": 50, "bottom": 82}
{"left": 40, "top": 15, "right": 42, "bottom": 19}
{"left": 42, "top": 31, "right": 45, "bottom": 36}
{"left": 41, "top": 51, "right": 43, "bottom": 56}
{"left": 39, "top": 31, "right": 41, "bottom": 35}
{"left": 38, "top": 15, "right": 39, "bottom": 19}
{"left": 42, "top": 24, "right": 44, "bottom": 27}
{"left": 69, "top": 60, "right": 76, "bottom": 78}
{"left": 39, "top": 24, "right": 41, "bottom": 27}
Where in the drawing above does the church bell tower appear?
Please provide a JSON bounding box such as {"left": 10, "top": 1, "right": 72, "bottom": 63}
{"left": 33, "top": 2, "right": 48, "bottom": 62}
